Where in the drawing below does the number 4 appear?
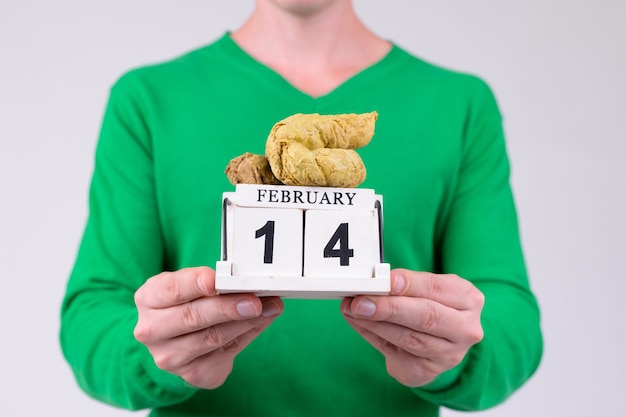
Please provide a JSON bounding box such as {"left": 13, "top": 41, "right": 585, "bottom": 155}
{"left": 323, "top": 223, "right": 354, "bottom": 266}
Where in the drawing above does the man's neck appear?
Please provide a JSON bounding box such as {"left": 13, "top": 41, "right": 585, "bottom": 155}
{"left": 231, "top": 1, "right": 390, "bottom": 97}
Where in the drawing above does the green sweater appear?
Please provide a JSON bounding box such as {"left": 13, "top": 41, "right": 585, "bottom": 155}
{"left": 60, "top": 33, "right": 542, "bottom": 416}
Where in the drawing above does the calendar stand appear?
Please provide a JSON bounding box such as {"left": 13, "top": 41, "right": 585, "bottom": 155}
{"left": 215, "top": 184, "right": 391, "bottom": 299}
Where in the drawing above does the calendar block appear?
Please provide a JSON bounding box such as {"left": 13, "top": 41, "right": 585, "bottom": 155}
{"left": 215, "top": 184, "right": 390, "bottom": 298}
{"left": 231, "top": 207, "right": 303, "bottom": 278}
{"left": 303, "top": 209, "right": 379, "bottom": 278}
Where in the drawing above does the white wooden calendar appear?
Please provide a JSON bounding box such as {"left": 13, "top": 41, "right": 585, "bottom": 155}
{"left": 215, "top": 184, "right": 391, "bottom": 298}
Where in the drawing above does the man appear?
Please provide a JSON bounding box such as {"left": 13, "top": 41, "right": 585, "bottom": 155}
{"left": 61, "top": 1, "right": 542, "bottom": 415}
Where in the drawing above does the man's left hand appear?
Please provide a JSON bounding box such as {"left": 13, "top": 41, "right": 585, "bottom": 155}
{"left": 341, "top": 269, "right": 485, "bottom": 387}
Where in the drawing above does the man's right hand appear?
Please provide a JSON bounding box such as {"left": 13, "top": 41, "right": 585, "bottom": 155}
{"left": 133, "top": 266, "right": 283, "bottom": 389}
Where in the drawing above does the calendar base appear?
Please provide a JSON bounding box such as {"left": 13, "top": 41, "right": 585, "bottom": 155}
{"left": 215, "top": 261, "right": 390, "bottom": 299}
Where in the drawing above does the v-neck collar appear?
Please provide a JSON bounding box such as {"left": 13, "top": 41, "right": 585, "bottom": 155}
{"left": 216, "top": 32, "right": 405, "bottom": 105}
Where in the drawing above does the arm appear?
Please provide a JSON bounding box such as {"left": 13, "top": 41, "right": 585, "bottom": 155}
{"left": 342, "top": 78, "right": 542, "bottom": 410}
{"left": 59, "top": 72, "right": 282, "bottom": 410}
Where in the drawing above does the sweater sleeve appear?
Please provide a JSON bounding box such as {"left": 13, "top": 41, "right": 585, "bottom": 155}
{"left": 59, "top": 71, "right": 198, "bottom": 410}
{"left": 414, "top": 78, "right": 543, "bottom": 410}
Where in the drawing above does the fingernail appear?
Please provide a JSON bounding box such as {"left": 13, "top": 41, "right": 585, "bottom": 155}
{"left": 236, "top": 300, "right": 259, "bottom": 318}
{"left": 392, "top": 274, "right": 406, "bottom": 295}
{"left": 355, "top": 299, "right": 377, "bottom": 317}
{"left": 261, "top": 299, "right": 281, "bottom": 318}
{"left": 196, "top": 276, "right": 210, "bottom": 296}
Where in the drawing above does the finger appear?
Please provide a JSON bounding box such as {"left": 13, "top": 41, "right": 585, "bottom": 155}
{"left": 346, "top": 316, "right": 458, "bottom": 361}
{"left": 343, "top": 314, "right": 453, "bottom": 359}
{"left": 176, "top": 322, "right": 273, "bottom": 389}
{"left": 342, "top": 321, "right": 441, "bottom": 387}
{"left": 390, "top": 269, "right": 484, "bottom": 310}
{"left": 137, "top": 295, "right": 282, "bottom": 342}
{"left": 151, "top": 315, "right": 277, "bottom": 371}
{"left": 135, "top": 293, "right": 271, "bottom": 342}
{"left": 135, "top": 267, "right": 217, "bottom": 309}
{"left": 347, "top": 295, "right": 468, "bottom": 341}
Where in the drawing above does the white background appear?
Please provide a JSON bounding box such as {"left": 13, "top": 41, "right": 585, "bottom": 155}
{"left": 1, "top": 1, "right": 624, "bottom": 416}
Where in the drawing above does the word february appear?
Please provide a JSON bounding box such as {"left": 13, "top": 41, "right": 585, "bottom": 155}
{"left": 256, "top": 188, "right": 356, "bottom": 206}
{"left": 233, "top": 184, "right": 376, "bottom": 210}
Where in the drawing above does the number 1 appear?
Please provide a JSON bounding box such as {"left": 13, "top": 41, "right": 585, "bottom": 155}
{"left": 255, "top": 220, "right": 275, "bottom": 264}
